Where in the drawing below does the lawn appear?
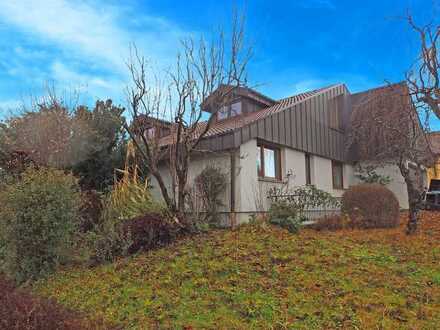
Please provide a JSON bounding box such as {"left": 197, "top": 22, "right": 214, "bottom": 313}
{"left": 35, "top": 212, "right": 440, "bottom": 329}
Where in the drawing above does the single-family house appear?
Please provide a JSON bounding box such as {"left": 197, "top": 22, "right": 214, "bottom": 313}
{"left": 147, "top": 82, "right": 431, "bottom": 223}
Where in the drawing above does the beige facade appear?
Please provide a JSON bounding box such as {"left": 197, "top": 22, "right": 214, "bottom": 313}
{"left": 150, "top": 139, "right": 418, "bottom": 224}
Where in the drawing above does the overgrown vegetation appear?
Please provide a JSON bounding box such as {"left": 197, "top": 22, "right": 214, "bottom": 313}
{"left": 85, "top": 142, "right": 169, "bottom": 264}
{"left": 0, "top": 167, "right": 81, "bottom": 283}
{"left": 0, "top": 98, "right": 126, "bottom": 192}
{"left": 34, "top": 212, "right": 440, "bottom": 329}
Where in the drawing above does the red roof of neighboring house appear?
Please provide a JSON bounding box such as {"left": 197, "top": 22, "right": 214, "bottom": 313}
{"left": 159, "top": 84, "right": 337, "bottom": 146}
{"left": 428, "top": 131, "right": 440, "bottom": 155}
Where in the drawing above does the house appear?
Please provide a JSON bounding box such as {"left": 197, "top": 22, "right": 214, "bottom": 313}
{"left": 148, "top": 83, "right": 431, "bottom": 223}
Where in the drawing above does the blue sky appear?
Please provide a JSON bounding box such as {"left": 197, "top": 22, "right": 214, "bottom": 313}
{"left": 0, "top": 0, "right": 439, "bottom": 129}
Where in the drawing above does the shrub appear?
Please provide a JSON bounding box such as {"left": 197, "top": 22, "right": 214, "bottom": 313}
{"left": 195, "top": 166, "right": 227, "bottom": 226}
{"left": 267, "top": 184, "right": 340, "bottom": 215}
{"left": 341, "top": 183, "right": 400, "bottom": 229}
{"left": 0, "top": 275, "right": 116, "bottom": 329}
{"left": 86, "top": 217, "right": 132, "bottom": 265}
{"left": 267, "top": 200, "right": 306, "bottom": 234}
{"left": 0, "top": 167, "right": 81, "bottom": 283}
{"left": 269, "top": 216, "right": 304, "bottom": 234}
{"left": 78, "top": 190, "right": 103, "bottom": 232}
{"left": 88, "top": 213, "right": 181, "bottom": 264}
{"left": 122, "top": 213, "right": 180, "bottom": 254}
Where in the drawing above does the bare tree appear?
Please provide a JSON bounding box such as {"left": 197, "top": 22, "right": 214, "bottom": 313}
{"left": 123, "top": 13, "right": 252, "bottom": 218}
{"left": 349, "top": 83, "right": 433, "bottom": 234}
{"left": 405, "top": 11, "right": 440, "bottom": 122}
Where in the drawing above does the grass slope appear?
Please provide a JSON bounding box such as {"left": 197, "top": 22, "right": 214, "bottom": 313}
{"left": 35, "top": 212, "right": 440, "bottom": 329}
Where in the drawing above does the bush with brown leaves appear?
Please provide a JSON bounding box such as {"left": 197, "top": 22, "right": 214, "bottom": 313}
{"left": 0, "top": 275, "right": 117, "bottom": 330}
{"left": 342, "top": 183, "right": 400, "bottom": 229}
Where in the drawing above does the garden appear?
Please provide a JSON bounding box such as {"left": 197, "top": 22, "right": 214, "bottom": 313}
{"left": 0, "top": 20, "right": 439, "bottom": 328}
{"left": 1, "top": 108, "right": 439, "bottom": 329}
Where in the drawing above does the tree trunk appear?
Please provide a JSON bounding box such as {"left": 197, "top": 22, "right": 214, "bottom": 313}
{"left": 400, "top": 163, "right": 425, "bottom": 235}
{"left": 407, "top": 200, "right": 418, "bottom": 234}
{"left": 151, "top": 170, "right": 177, "bottom": 213}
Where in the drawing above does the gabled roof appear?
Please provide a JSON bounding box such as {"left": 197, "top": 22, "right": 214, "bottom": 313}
{"left": 159, "top": 84, "right": 340, "bottom": 145}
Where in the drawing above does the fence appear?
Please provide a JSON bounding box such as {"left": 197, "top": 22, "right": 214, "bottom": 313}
{"left": 267, "top": 193, "right": 342, "bottom": 221}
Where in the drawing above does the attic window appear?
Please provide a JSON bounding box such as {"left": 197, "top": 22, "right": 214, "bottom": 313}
{"left": 146, "top": 127, "right": 156, "bottom": 139}
{"left": 231, "top": 101, "right": 242, "bottom": 116}
{"left": 217, "top": 101, "right": 242, "bottom": 120}
{"left": 218, "top": 105, "right": 229, "bottom": 120}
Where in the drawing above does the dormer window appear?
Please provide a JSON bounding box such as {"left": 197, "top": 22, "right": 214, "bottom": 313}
{"left": 217, "top": 101, "right": 242, "bottom": 120}
{"left": 218, "top": 105, "right": 229, "bottom": 120}
{"left": 231, "top": 101, "right": 242, "bottom": 116}
{"left": 146, "top": 127, "right": 156, "bottom": 139}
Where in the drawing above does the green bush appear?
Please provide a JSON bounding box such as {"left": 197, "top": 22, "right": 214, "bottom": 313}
{"left": 85, "top": 218, "right": 132, "bottom": 265}
{"left": 0, "top": 167, "right": 81, "bottom": 283}
{"left": 341, "top": 183, "right": 400, "bottom": 229}
{"left": 267, "top": 200, "right": 306, "bottom": 234}
{"left": 269, "top": 216, "right": 304, "bottom": 234}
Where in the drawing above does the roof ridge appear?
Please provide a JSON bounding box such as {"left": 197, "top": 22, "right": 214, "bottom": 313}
{"left": 352, "top": 81, "right": 406, "bottom": 96}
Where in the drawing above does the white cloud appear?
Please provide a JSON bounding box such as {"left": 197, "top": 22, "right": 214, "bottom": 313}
{"left": 50, "top": 61, "right": 124, "bottom": 101}
{"left": 0, "top": 1, "right": 128, "bottom": 72}
{"left": 0, "top": 0, "right": 190, "bottom": 102}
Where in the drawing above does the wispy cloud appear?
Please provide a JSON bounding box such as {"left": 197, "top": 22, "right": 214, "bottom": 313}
{"left": 0, "top": 0, "right": 190, "bottom": 104}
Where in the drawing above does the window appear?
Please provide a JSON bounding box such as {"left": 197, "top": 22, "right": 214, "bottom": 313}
{"left": 217, "top": 101, "right": 242, "bottom": 120}
{"left": 231, "top": 101, "right": 242, "bottom": 116}
{"left": 305, "top": 153, "right": 312, "bottom": 185}
{"left": 218, "top": 105, "right": 229, "bottom": 120}
{"left": 332, "top": 161, "right": 344, "bottom": 189}
{"left": 257, "top": 143, "right": 281, "bottom": 180}
{"left": 146, "top": 127, "right": 156, "bottom": 139}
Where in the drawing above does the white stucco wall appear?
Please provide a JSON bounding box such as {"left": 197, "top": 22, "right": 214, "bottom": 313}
{"left": 355, "top": 162, "right": 409, "bottom": 209}
{"left": 312, "top": 155, "right": 354, "bottom": 198}
{"left": 237, "top": 139, "right": 259, "bottom": 214}
{"left": 149, "top": 139, "right": 408, "bottom": 224}
{"left": 235, "top": 139, "right": 356, "bottom": 222}
{"left": 150, "top": 152, "right": 232, "bottom": 212}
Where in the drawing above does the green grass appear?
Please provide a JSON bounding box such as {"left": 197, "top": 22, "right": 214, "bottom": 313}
{"left": 34, "top": 213, "right": 440, "bottom": 329}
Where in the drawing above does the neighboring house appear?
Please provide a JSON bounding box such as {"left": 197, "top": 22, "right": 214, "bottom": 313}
{"left": 147, "top": 83, "right": 430, "bottom": 223}
{"left": 427, "top": 131, "right": 440, "bottom": 185}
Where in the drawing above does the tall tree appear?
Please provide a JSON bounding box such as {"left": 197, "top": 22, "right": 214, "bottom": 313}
{"left": 123, "top": 13, "right": 251, "bottom": 217}
{"left": 0, "top": 98, "right": 126, "bottom": 190}
{"left": 71, "top": 100, "right": 126, "bottom": 190}
{"left": 405, "top": 12, "right": 440, "bottom": 121}
{"left": 349, "top": 83, "right": 433, "bottom": 234}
